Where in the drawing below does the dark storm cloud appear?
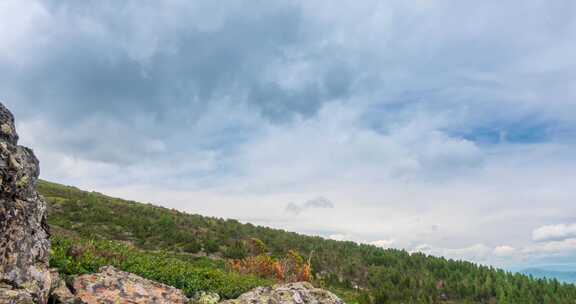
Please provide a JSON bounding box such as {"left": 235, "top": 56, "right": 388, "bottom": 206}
{"left": 0, "top": 0, "right": 357, "bottom": 165}
{"left": 1, "top": 0, "right": 352, "bottom": 123}
{"left": 2, "top": 0, "right": 575, "bottom": 167}
{"left": 2, "top": 0, "right": 576, "bottom": 266}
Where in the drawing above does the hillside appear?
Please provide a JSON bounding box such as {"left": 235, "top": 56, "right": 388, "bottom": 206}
{"left": 40, "top": 180, "right": 576, "bottom": 303}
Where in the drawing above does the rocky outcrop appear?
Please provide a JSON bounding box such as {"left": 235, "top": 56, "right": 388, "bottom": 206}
{"left": 220, "top": 282, "right": 344, "bottom": 304}
{"left": 72, "top": 266, "right": 190, "bottom": 304}
{"left": 0, "top": 283, "right": 35, "bottom": 304}
{"left": 49, "top": 270, "right": 80, "bottom": 304}
{"left": 60, "top": 268, "right": 343, "bottom": 304}
{"left": 0, "top": 103, "right": 51, "bottom": 303}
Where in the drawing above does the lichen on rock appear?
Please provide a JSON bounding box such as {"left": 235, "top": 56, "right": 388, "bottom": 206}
{"left": 48, "top": 270, "right": 81, "bottom": 304}
{"left": 0, "top": 283, "right": 35, "bottom": 304}
{"left": 191, "top": 291, "right": 221, "bottom": 304}
{"left": 0, "top": 102, "right": 51, "bottom": 304}
{"left": 72, "top": 266, "right": 190, "bottom": 304}
{"left": 220, "top": 282, "right": 345, "bottom": 304}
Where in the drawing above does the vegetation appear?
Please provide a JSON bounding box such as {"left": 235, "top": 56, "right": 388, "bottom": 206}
{"left": 49, "top": 235, "right": 270, "bottom": 299}
{"left": 228, "top": 246, "right": 311, "bottom": 283}
{"left": 41, "top": 180, "right": 576, "bottom": 303}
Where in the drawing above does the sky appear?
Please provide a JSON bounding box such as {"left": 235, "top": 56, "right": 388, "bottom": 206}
{"left": 1, "top": 0, "right": 576, "bottom": 270}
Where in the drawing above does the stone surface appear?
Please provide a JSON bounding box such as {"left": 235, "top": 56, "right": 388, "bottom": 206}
{"left": 220, "top": 282, "right": 345, "bottom": 304}
{"left": 191, "top": 291, "right": 220, "bottom": 304}
{"left": 0, "top": 103, "right": 51, "bottom": 303}
{"left": 0, "top": 283, "right": 35, "bottom": 304}
{"left": 49, "top": 270, "right": 80, "bottom": 304}
{"left": 72, "top": 266, "right": 190, "bottom": 304}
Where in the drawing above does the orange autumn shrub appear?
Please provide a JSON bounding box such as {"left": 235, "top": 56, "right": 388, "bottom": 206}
{"left": 299, "top": 263, "right": 311, "bottom": 282}
{"left": 273, "top": 261, "right": 285, "bottom": 281}
{"left": 228, "top": 247, "right": 312, "bottom": 283}
{"left": 227, "top": 255, "right": 279, "bottom": 278}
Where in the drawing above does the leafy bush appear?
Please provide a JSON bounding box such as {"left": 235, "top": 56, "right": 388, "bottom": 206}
{"left": 49, "top": 236, "right": 271, "bottom": 299}
{"left": 228, "top": 249, "right": 311, "bottom": 283}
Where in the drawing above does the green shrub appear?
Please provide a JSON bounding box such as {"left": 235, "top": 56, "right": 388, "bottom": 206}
{"left": 49, "top": 236, "right": 271, "bottom": 299}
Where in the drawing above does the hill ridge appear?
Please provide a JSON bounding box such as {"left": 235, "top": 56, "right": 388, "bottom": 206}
{"left": 40, "top": 180, "right": 576, "bottom": 303}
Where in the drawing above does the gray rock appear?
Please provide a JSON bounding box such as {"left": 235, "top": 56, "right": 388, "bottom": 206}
{"left": 220, "top": 282, "right": 345, "bottom": 304}
{"left": 0, "top": 103, "right": 51, "bottom": 303}
{"left": 72, "top": 266, "right": 190, "bottom": 304}
{"left": 0, "top": 283, "right": 35, "bottom": 304}
{"left": 49, "top": 270, "right": 81, "bottom": 304}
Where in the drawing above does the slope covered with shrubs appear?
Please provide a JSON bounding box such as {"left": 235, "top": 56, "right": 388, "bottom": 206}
{"left": 41, "top": 180, "right": 576, "bottom": 303}
{"left": 49, "top": 236, "right": 269, "bottom": 299}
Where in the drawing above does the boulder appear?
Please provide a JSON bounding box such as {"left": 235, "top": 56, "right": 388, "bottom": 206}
{"left": 49, "top": 270, "right": 80, "bottom": 304}
{"left": 0, "top": 283, "right": 35, "bottom": 304}
{"left": 0, "top": 103, "right": 51, "bottom": 303}
{"left": 72, "top": 266, "right": 190, "bottom": 304}
{"left": 220, "top": 282, "right": 344, "bottom": 304}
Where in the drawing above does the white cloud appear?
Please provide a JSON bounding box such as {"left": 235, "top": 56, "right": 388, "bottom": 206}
{"left": 493, "top": 245, "right": 516, "bottom": 257}
{"left": 523, "top": 239, "right": 576, "bottom": 255}
{"left": 533, "top": 223, "right": 576, "bottom": 242}
{"left": 412, "top": 243, "right": 492, "bottom": 263}
{"left": 3, "top": 0, "right": 576, "bottom": 270}
{"left": 369, "top": 239, "right": 396, "bottom": 249}
{"left": 18, "top": 103, "right": 576, "bottom": 268}
{"left": 329, "top": 234, "right": 353, "bottom": 242}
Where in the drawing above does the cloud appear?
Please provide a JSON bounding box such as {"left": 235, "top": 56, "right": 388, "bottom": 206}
{"left": 523, "top": 239, "right": 576, "bottom": 256}
{"left": 369, "top": 239, "right": 396, "bottom": 249}
{"left": 533, "top": 223, "right": 576, "bottom": 242}
{"left": 413, "top": 243, "right": 492, "bottom": 263}
{"left": 493, "top": 245, "right": 516, "bottom": 257}
{"left": 1, "top": 0, "right": 576, "bottom": 270}
{"left": 286, "top": 197, "right": 334, "bottom": 215}
{"left": 0, "top": 0, "right": 345, "bottom": 123}
{"left": 0, "top": 0, "right": 50, "bottom": 61}
{"left": 328, "top": 234, "right": 353, "bottom": 242}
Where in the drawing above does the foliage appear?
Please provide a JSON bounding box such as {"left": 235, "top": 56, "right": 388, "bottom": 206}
{"left": 228, "top": 255, "right": 282, "bottom": 281}
{"left": 227, "top": 246, "right": 311, "bottom": 283}
{"left": 49, "top": 235, "right": 270, "bottom": 299}
{"left": 40, "top": 180, "right": 576, "bottom": 303}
